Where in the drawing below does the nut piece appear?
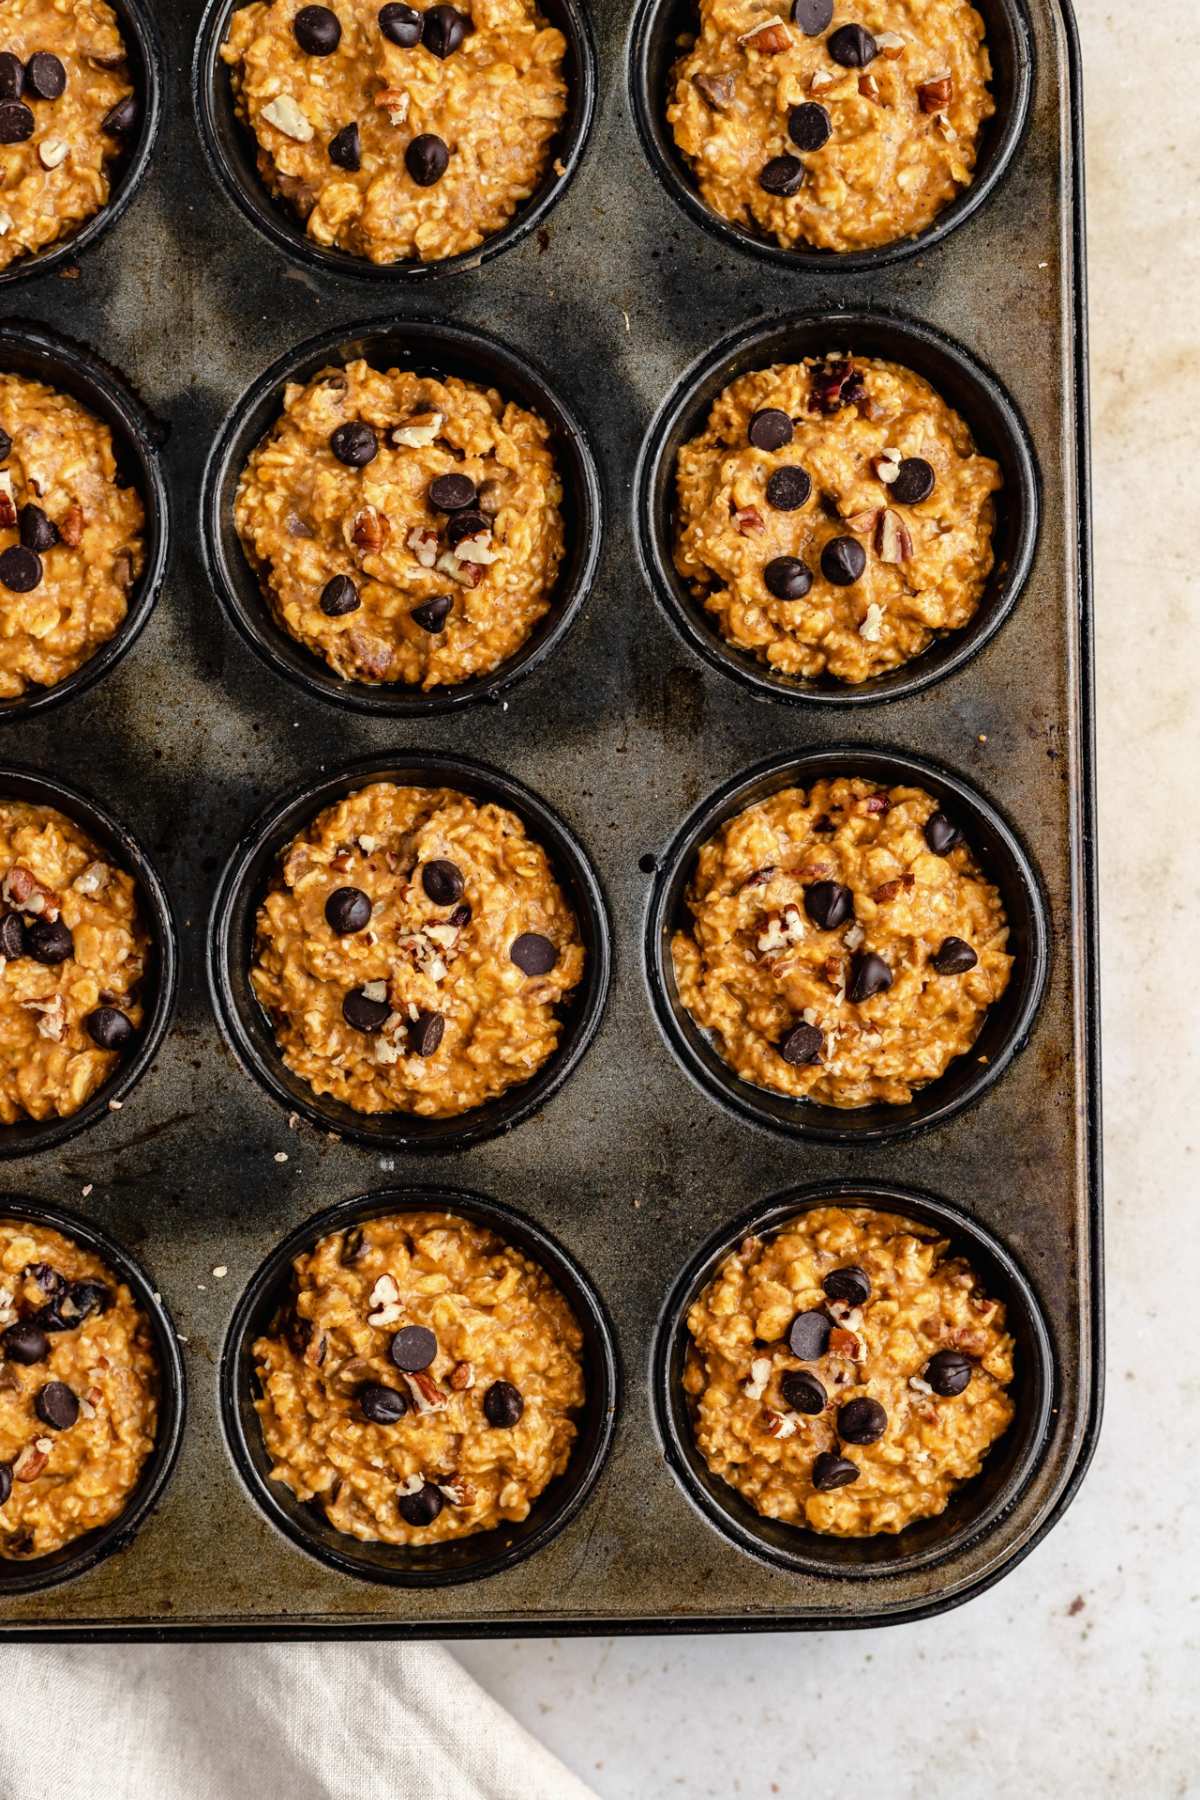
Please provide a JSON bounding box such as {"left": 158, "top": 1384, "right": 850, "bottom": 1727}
{"left": 2, "top": 864, "right": 59, "bottom": 919}
{"left": 0, "top": 472, "right": 15, "bottom": 529}
{"left": 875, "top": 508, "right": 914, "bottom": 563}
{"left": 875, "top": 30, "right": 907, "bottom": 57}
{"left": 58, "top": 504, "right": 85, "bottom": 548}
{"left": 449, "top": 1359, "right": 475, "bottom": 1391}
{"left": 38, "top": 139, "right": 69, "bottom": 170}
{"left": 261, "top": 95, "right": 315, "bottom": 141}
{"left": 406, "top": 525, "right": 439, "bottom": 568}
{"left": 403, "top": 1369, "right": 447, "bottom": 1415}
{"left": 873, "top": 447, "right": 902, "bottom": 484}
{"left": 13, "top": 1445, "right": 48, "bottom": 1482}
{"left": 859, "top": 601, "right": 884, "bottom": 642}
{"left": 737, "top": 15, "right": 791, "bottom": 53}
{"left": 351, "top": 505, "right": 390, "bottom": 553}
{"left": 844, "top": 506, "right": 882, "bottom": 535}
{"left": 858, "top": 72, "right": 882, "bottom": 103}
{"left": 917, "top": 74, "right": 953, "bottom": 113}
{"left": 693, "top": 70, "right": 735, "bottom": 110}
{"left": 375, "top": 87, "right": 410, "bottom": 126}
{"left": 390, "top": 411, "right": 444, "bottom": 449}
{"left": 743, "top": 1354, "right": 772, "bottom": 1401}
{"left": 872, "top": 873, "right": 915, "bottom": 902}
{"left": 761, "top": 1407, "right": 798, "bottom": 1439}
{"left": 732, "top": 504, "right": 765, "bottom": 536}
{"left": 22, "top": 993, "right": 66, "bottom": 1042}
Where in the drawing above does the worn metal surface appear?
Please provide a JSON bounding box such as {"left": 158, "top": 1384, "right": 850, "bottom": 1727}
{"left": 0, "top": 0, "right": 1097, "bottom": 1635}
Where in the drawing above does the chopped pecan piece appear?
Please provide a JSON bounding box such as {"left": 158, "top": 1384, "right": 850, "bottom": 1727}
{"left": 2, "top": 864, "right": 58, "bottom": 918}
{"left": 403, "top": 1370, "right": 447, "bottom": 1414}
{"left": 13, "top": 1445, "right": 48, "bottom": 1482}
{"left": 437, "top": 1476, "right": 476, "bottom": 1506}
{"left": 858, "top": 71, "right": 882, "bottom": 103}
{"left": 737, "top": 16, "right": 790, "bottom": 53}
{"left": 844, "top": 506, "right": 882, "bottom": 535}
{"left": 731, "top": 503, "right": 765, "bottom": 536}
{"left": 22, "top": 994, "right": 66, "bottom": 1042}
{"left": 872, "top": 873, "right": 915, "bottom": 903}
{"left": 0, "top": 472, "right": 15, "bottom": 530}
{"left": 375, "top": 87, "right": 410, "bottom": 126}
{"left": 875, "top": 30, "right": 907, "bottom": 56}
{"left": 693, "top": 70, "right": 735, "bottom": 109}
{"left": 406, "top": 525, "right": 439, "bottom": 568}
{"left": 829, "top": 1326, "right": 866, "bottom": 1361}
{"left": 741, "top": 864, "right": 777, "bottom": 889}
{"left": 449, "top": 1359, "right": 475, "bottom": 1391}
{"left": 761, "top": 1408, "right": 798, "bottom": 1439}
{"left": 351, "top": 505, "right": 390, "bottom": 554}
{"left": 390, "top": 411, "right": 444, "bottom": 448}
{"left": 59, "top": 504, "right": 85, "bottom": 548}
{"left": 876, "top": 508, "right": 914, "bottom": 563}
{"left": 261, "top": 95, "right": 314, "bottom": 142}
{"left": 918, "top": 73, "right": 953, "bottom": 112}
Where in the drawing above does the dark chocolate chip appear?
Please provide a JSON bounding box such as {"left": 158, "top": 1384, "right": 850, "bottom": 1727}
{"left": 924, "top": 810, "right": 961, "bottom": 856}
{"left": 406, "top": 132, "right": 450, "bottom": 186}
{"left": 101, "top": 93, "right": 139, "bottom": 136}
{"left": 449, "top": 903, "right": 471, "bottom": 927}
{"left": 0, "top": 546, "right": 42, "bottom": 592}
{"left": 847, "top": 950, "right": 892, "bottom": 1003}
{"left": 320, "top": 574, "right": 360, "bottom": 616}
{"left": 0, "top": 54, "right": 24, "bottom": 101}
{"left": 509, "top": 932, "right": 558, "bottom": 976}
{"left": 389, "top": 1325, "right": 437, "bottom": 1371}
{"left": 397, "top": 1480, "right": 444, "bottom": 1526}
{"left": 0, "top": 1463, "right": 10, "bottom": 1506}
{"left": 68, "top": 1281, "right": 111, "bottom": 1321}
{"left": 328, "top": 120, "right": 362, "bottom": 170}
{"left": 18, "top": 505, "right": 58, "bottom": 553}
{"left": 0, "top": 101, "right": 35, "bottom": 145}
{"left": 827, "top": 22, "right": 877, "bottom": 65}
{"left": 788, "top": 1309, "right": 832, "bottom": 1361}
{"left": 812, "top": 1450, "right": 859, "bottom": 1491}
{"left": 804, "top": 880, "right": 853, "bottom": 930}
{"left": 822, "top": 1264, "right": 871, "bottom": 1306}
{"left": 26, "top": 917, "right": 73, "bottom": 964}
{"left": 421, "top": 4, "right": 470, "bottom": 58}
{"left": 759, "top": 153, "right": 804, "bottom": 197}
{"left": 747, "top": 408, "right": 793, "bottom": 452}
{"left": 85, "top": 1007, "right": 134, "bottom": 1051}
{"left": 925, "top": 1349, "right": 973, "bottom": 1396}
{"left": 35, "top": 1380, "right": 79, "bottom": 1431}
{"left": 25, "top": 1263, "right": 66, "bottom": 1299}
{"left": 932, "top": 935, "right": 978, "bottom": 975}
{"left": 779, "top": 1023, "right": 822, "bottom": 1066}
{"left": 410, "top": 594, "right": 453, "bottom": 633}
{"left": 329, "top": 421, "right": 378, "bottom": 467}
{"left": 342, "top": 986, "right": 391, "bottom": 1033}
{"left": 25, "top": 52, "right": 67, "bottom": 100}
{"left": 788, "top": 101, "right": 832, "bottom": 151}
{"left": 837, "top": 1395, "right": 887, "bottom": 1443}
{"left": 765, "top": 465, "right": 811, "bottom": 511}
{"left": 779, "top": 1368, "right": 827, "bottom": 1413}
{"left": 359, "top": 1381, "right": 409, "bottom": 1424}
{"left": 820, "top": 536, "right": 866, "bottom": 585}
{"left": 1, "top": 1321, "right": 49, "bottom": 1365}
{"left": 325, "top": 886, "right": 372, "bottom": 934}
{"left": 0, "top": 913, "right": 25, "bottom": 959}
{"left": 791, "top": 0, "right": 833, "bottom": 32}
{"left": 890, "top": 456, "right": 936, "bottom": 506}
{"left": 483, "top": 1380, "right": 524, "bottom": 1427}
{"left": 446, "top": 508, "right": 490, "bottom": 549}
{"left": 428, "top": 473, "right": 476, "bottom": 512}
{"left": 409, "top": 1009, "right": 444, "bottom": 1057}
{"left": 763, "top": 555, "right": 813, "bottom": 601}
{"left": 294, "top": 4, "right": 342, "bottom": 53}
{"left": 379, "top": 2, "right": 423, "bottom": 46}
{"left": 421, "top": 859, "right": 464, "bottom": 905}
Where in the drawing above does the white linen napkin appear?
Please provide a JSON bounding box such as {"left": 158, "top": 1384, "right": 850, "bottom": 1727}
{"left": 0, "top": 1643, "right": 595, "bottom": 1800}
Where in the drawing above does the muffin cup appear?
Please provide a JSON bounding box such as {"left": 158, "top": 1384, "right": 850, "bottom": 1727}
{"left": 653, "top": 1178, "right": 1054, "bottom": 1579}
{"left": 201, "top": 316, "right": 604, "bottom": 716}
{"left": 0, "top": 322, "right": 170, "bottom": 719}
{"left": 222, "top": 1185, "right": 619, "bottom": 1586}
{"left": 208, "top": 750, "right": 612, "bottom": 1150}
{"left": 0, "top": 765, "right": 178, "bottom": 1158}
{"left": 193, "top": 0, "right": 597, "bottom": 283}
{"left": 629, "top": 0, "right": 1034, "bottom": 274}
{"left": 0, "top": 0, "right": 164, "bottom": 289}
{"left": 645, "top": 744, "right": 1048, "bottom": 1143}
{"left": 634, "top": 307, "right": 1040, "bottom": 706}
{"left": 0, "top": 1195, "right": 186, "bottom": 1595}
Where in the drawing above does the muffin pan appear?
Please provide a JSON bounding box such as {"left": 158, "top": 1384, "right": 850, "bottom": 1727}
{"left": 0, "top": 0, "right": 1096, "bottom": 1634}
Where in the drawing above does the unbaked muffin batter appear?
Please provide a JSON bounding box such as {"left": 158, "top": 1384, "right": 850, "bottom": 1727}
{"left": 0, "top": 801, "right": 147, "bottom": 1124}
{"left": 685, "top": 1204, "right": 1015, "bottom": 1535}
{"left": 222, "top": 0, "right": 568, "bottom": 264}
{"left": 234, "top": 358, "right": 565, "bottom": 690}
{"left": 668, "top": 0, "right": 994, "bottom": 253}
{"left": 0, "top": 0, "right": 139, "bottom": 272}
{"left": 0, "top": 1219, "right": 158, "bottom": 1558}
{"left": 674, "top": 354, "right": 1000, "bottom": 685}
{"left": 252, "top": 782, "right": 585, "bottom": 1117}
{"left": 0, "top": 372, "right": 145, "bottom": 698}
{"left": 671, "top": 776, "right": 1012, "bottom": 1107}
{"left": 254, "top": 1209, "right": 585, "bottom": 1545}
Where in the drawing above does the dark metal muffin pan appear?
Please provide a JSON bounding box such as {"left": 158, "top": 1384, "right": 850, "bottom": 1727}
{"left": 0, "top": 0, "right": 1096, "bottom": 1636}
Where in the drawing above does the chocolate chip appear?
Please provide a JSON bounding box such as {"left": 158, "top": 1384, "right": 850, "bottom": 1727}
{"left": 765, "top": 466, "right": 811, "bottom": 511}
{"left": 449, "top": 903, "right": 471, "bottom": 928}
{"left": 320, "top": 574, "right": 360, "bottom": 616}
{"left": 428, "top": 473, "right": 476, "bottom": 513}
{"left": 788, "top": 101, "right": 832, "bottom": 151}
{"left": 780, "top": 1022, "right": 822, "bottom": 1065}
{"left": 820, "top": 536, "right": 866, "bottom": 585}
{"left": 838, "top": 1395, "right": 887, "bottom": 1443}
{"left": 763, "top": 556, "right": 813, "bottom": 601}
{"left": 342, "top": 986, "right": 390, "bottom": 1033}
{"left": 294, "top": 4, "right": 342, "bottom": 53}
{"left": 932, "top": 935, "right": 978, "bottom": 975}
{"left": 328, "top": 120, "right": 361, "bottom": 170}
{"left": 924, "top": 810, "right": 961, "bottom": 856}
{"left": 812, "top": 1450, "right": 859, "bottom": 1491}
{"left": 101, "top": 93, "right": 139, "bottom": 136}
{"left": 26, "top": 1263, "right": 66, "bottom": 1299}
{"left": 410, "top": 594, "right": 453, "bottom": 634}
{"left": 420, "top": 861, "right": 462, "bottom": 906}
{"left": 397, "top": 1480, "right": 444, "bottom": 1526}
{"left": 389, "top": 1325, "right": 437, "bottom": 1371}
{"left": 823, "top": 1264, "right": 871, "bottom": 1305}
{"left": 759, "top": 153, "right": 804, "bottom": 197}
{"left": 747, "top": 408, "right": 793, "bottom": 452}
{"left": 827, "top": 23, "right": 877, "bottom": 65}
{"left": 329, "top": 421, "right": 378, "bottom": 467}
{"left": 68, "top": 1281, "right": 111, "bottom": 1321}
{"left": 446, "top": 508, "right": 490, "bottom": 548}
{"left": 409, "top": 1009, "right": 444, "bottom": 1057}
{"left": 24, "top": 52, "right": 67, "bottom": 100}
{"left": 0, "top": 913, "right": 25, "bottom": 959}
{"left": 26, "top": 917, "right": 73, "bottom": 964}
{"left": 359, "top": 1381, "right": 409, "bottom": 1424}
{"left": 18, "top": 505, "right": 58, "bottom": 553}
{"left": 779, "top": 1368, "right": 827, "bottom": 1413}
{"left": 406, "top": 132, "right": 450, "bottom": 186}
{"left": 847, "top": 950, "right": 892, "bottom": 1003}
{"left": 325, "top": 886, "right": 372, "bottom": 934}
{"left": 510, "top": 932, "right": 558, "bottom": 976}
{"left": 422, "top": 4, "right": 470, "bottom": 57}
{"left": 2, "top": 1321, "right": 49, "bottom": 1365}
{"left": 0, "top": 1464, "right": 10, "bottom": 1506}
{"left": 890, "top": 456, "right": 936, "bottom": 505}
{"left": 0, "top": 427, "right": 11, "bottom": 460}
{"left": 483, "top": 1380, "right": 524, "bottom": 1427}
{"left": 804, "top": 880, "right": 853, "bottom": 930}
{"left": 0, "top": 101, "right": 34, "bottom": 145}
{"left": 35, "top": 1380, "right": 79, "bottom": 1430}
{"left": 380, "top": 1, "right": 423, "bottom": 44}
{"left": 925, "top": 1349, "right": 973, "bottom": 1396}
{"left": 0, "top": 54, "right": 24, "bottom": 101}
{"left": 791, "top": 0, "right": 833, "bottom": 31}
{"left": 85, "top": 1007, "right": 134, "bottom": 1051}
{"left": 788, "top": 1309, "right": 832, "bottom": 1360}
{"left": 0, "top": 545, "right": 42, "bottom": 592}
